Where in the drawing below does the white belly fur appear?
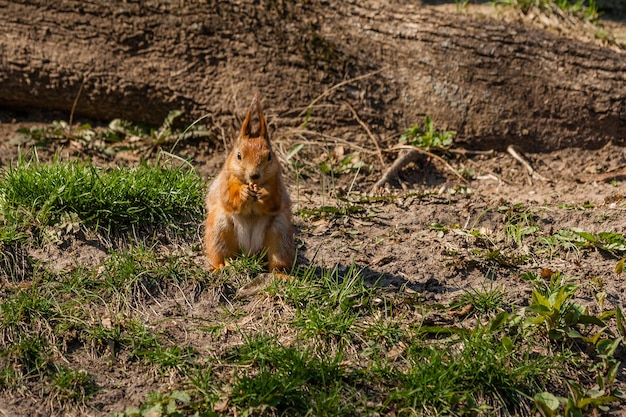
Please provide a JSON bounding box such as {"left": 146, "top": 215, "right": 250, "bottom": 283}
{"left": 233, "top": 214, "right": 270, "bottom": 254}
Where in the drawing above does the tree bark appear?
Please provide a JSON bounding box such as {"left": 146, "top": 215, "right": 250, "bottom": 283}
{"left": 0, "top": 0, "right": 624, "bottom": 152}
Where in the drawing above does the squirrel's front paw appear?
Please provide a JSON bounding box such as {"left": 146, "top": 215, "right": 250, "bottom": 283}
{"left": 255, "top": 187, "right": 270, "bottom": 202}
{"left": 240, "top": 184, "right": 256, "bottom": 202}
{"left": 248, "top": 183, "right": 261, "bottom": 202}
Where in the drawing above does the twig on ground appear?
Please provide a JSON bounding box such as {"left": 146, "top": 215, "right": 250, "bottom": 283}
{"left": 68, "top": 74, "right": 89, "bottom": 135}
{"left": 395, "top": 145, "right": 470, "bottom": 184}
{"left": 476, "top": 173, "right": 510, "bottom": 185}
{"left": 577, "top": 166, "right": 626, "bottom": 183}
{"left": 448, "top": 148, "right": 496, "bottom": 156}
{"left": 370, "top": 145, "right": 469, "bottom": 194}
{"left": 506, "top": 145, "right": 550, "bottom": 184}
{"left": 343, "top": 101, "right": 386, "bottom": 168}
{"left": 370, "top": 149, "right": 421, "bottom": 194}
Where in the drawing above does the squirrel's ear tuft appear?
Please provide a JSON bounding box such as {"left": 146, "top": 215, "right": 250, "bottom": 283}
{"left": 240, "top": 98, "right": 254, "bottom": 139}
{"left": 240, "top": 94, "right": 267, "bottom": 140}
{"left": 256, "top": 97, "right": 267, "bottom": 140}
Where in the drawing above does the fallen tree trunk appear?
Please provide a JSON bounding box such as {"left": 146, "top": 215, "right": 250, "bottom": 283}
{"left": 0, "top": 0, "right": 624, "bottom": 152}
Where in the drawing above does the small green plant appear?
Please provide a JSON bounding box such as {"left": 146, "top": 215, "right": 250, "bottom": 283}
{"left": 535, "top": 379, "right": 623, "bottom": 417}
{"left": 523, "top": 272, "right": 593, "bottom": 340}
{"left": 539, "top": 228, "right": 626, "bottom": 258}
{"left": 570, "top": 228, "right": 626, "bottom": 255}
{"left": 498, "top": 203, "right": 540, "bottom": 246}
{"left": 318, "top": 152, "right": 367, "bottom": 176}
{"left": 49, "top": 365, "right": 96, "bottom": 404}
{"left": 399, "top": 116, "right": 455, "bottom": 152}
{"left": 111, "top": 390, "right": 193, "bottom": 417}
{"left": 451, "top": 285, "right": 508, "bottom": 316}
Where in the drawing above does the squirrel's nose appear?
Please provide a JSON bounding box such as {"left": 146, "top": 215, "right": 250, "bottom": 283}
{"left": 250, "top": 173, "right": 260, "bottom": 181}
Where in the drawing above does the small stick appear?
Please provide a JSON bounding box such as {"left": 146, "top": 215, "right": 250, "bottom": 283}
{"left": 371, "top": 145, "right": 470, "bottom": 194}
{"left": 393, "top": 145, "right": 470, "bottom": 185}
{"left": 506, "top": 145, "right": 550, "bottom": 183}
{"left": 448, "top": 148, "right": 496, "bottom": 156}
{"left": 343, "top": 101, "right": 386, "bottom": 168}
{"left": 370, "top": 149, "right": 421, "bottom": 194}
{"left": 68, "top": 75, "right": 88, "bottom": 136}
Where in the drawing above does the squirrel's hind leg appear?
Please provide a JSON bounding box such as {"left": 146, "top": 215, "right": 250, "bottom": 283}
{"left": 265, "top": 213, "right": 295, "bottom": 272}
{"left": 205, "top": 210, "right": 238, "bottom": 270}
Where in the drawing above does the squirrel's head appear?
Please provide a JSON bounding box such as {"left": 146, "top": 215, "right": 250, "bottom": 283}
{"left": 231, "top": 95, "right": 279, "bottom": 185}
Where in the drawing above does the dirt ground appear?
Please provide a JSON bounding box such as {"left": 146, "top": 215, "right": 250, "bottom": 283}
{"left": 0, "top": 1, "right": 625, "bottom": 416}
{"left": 0, "top": 102, "right": 625, "bottom": 416}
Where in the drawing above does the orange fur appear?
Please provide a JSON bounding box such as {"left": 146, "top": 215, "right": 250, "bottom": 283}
{"left": 204, "top": 95, "right": 295, "bottom": 273}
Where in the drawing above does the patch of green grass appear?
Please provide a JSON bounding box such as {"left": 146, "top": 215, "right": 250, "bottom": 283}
{"left": 0, "top": 245, "right": 208, "bottom": 404}
{"left": 49, "top": 365, "right": 96, "bottom": 405}
{"left": 275, "top": 264, "right": 377, "bottom": 344}
{"left": 452, "top": 284, "right": 509, "bottom": 316}
{"left": 227, "top": 336, "right": 353, "bottom": 416}
{"left": 100, "top": 246, "right": 200, "bottom": 301}
{"left": 393, "top": 323, "right": 557, "bottom": 415}
{"left": 498, "top": 203, "right": 540, "bottom": 247}
{"left": 0, "top": 157, "right": 204, "bottom": 236}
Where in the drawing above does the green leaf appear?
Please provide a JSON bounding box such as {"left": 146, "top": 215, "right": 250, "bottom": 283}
{"left": 616, "top": 307, "right": 626, "bottom": 337}
{"left": 596, "top": 337, "right": 621, "bottom": 357}
{"left": 141, "top": 403, "right": 162, "bottom": 416}
{"left": 548, "top": 328, "right": 565, "bottom": 340}
{"left": 170, "top": 390, "right": 191, "bottom": 403}
{"left": 576, "top": 314, "right": 606, "bottom": 327}
{"left": 583, "top": 328, "right": 607, "bottom": 345}
{"left": 571, "top": 228, "right": 596, "bottom": 243}
{"left": 606, "top": 360, "right": 619, "bottom": 385}
{"left": 424, "top": 115, "right": 433, "bottom": 134}
{"left": 523, "top": 315, "right": 547, "bottom": 328}
{"left": 615, "top": 258, "right": 625, "bottom": 275}
{"left": 530, "top": 291, "right": 552, "bottom": 309}
{"left": 577, "top": 394, "right": 618, "bottom": 409}
{"left": 285, "top": 144, "right": 304, "bottom": 161}
{"left": 534, "top": 392, "right": 560, "bottom": 416}
{"left": 567, "top": 329, "right": 583, "bottom": 339}
{"left": 501, "top": 336, "right": 514, "bottom": 352}
{"left": 489, "top": 311, "right": 509, "bottom": 331}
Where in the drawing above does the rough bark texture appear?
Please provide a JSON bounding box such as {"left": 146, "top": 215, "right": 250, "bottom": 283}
{"left": 0, "top": 0, "right": 624, "bottom": 151}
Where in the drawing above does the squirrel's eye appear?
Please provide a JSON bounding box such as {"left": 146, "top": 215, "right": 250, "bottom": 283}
{"left": 267, "top": 151, "right": 272, "bottom": 161}
{"left": 237, "top": 152, "right": 241, "bottom": 160}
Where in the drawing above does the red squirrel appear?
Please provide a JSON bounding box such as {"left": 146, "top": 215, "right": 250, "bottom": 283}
{"left": 204, "top": 95, "right": 295, "bottom": 272}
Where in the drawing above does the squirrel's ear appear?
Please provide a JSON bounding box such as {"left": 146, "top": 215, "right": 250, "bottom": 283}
{"left": 240, "top": 94, "right": 268, "bottom": 140}
{"left": 240, "top": 99, "right": 254, "bottom": 139}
